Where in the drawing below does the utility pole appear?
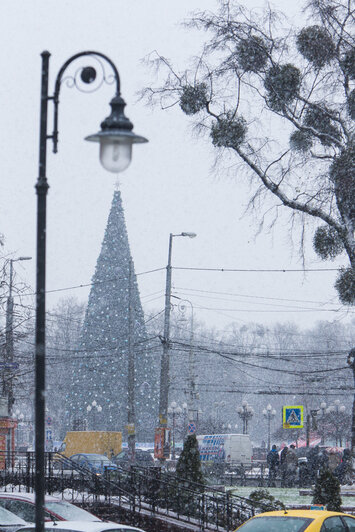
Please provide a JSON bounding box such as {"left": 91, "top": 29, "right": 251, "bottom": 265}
{"left": 159, "top": 232, "right": 196, "bottom": 430}
{"left": 5, "top": 257, "right": 31, "bottom": 416}
{"left": 159, "top": 234, "right": 173, "bottom": 430}
{"left": 127, "top": 259, "right": 135, "bottom": 463}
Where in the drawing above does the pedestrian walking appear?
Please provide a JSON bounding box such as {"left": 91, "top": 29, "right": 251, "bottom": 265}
{"left": 280, "top": 446, "right": 288, "bottom": 488}
{"left": 267, "top": 444, "right": 279, "bottom": 487}
{"left": 307, "top": 446, "right": 320, "bottom": 484}
{"left": 334, "top": 449, "right": 352, "bottom": 485}
{"left": 285, "top": 444, "right": 298, "bottom": 487}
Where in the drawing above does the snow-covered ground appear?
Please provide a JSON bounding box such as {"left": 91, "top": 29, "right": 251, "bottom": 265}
{"left": 228, "top": 486, "right": 355, "bottom": 508}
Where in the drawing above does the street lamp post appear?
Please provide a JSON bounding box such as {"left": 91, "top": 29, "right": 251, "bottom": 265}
{"left": 327, "top": 400, "right": 346, "bottom": 447}
{"left": 14, "top": 409, "right": 25, "bottom": 448}
{"left": 177, "top": 299, "right": 197, "bottom": 426}
{"left": 318, "top": 401, "right": 327, "bottom": 445}
{"left": 86, "top": 400, "right": 102, "bottom": 429}
{"left": 214, "top": 400, "right": 225, "bottom": 431}
{"left": 262, "top": 404, "right": 276, "bottom": 451}
{"left": 34, "top": 50, "right": 147, "bottom": 532}
{"left": 159, "top": 232, "right": 196, "bottom": 433}
{"left": 168, "top": 402, "right": 183, "bottom": 460}
{"left": 237, "top": 401, "right": 254, "bottom": 434}
{"left": 5, "top": 257, "right": 32, "bottom": 415}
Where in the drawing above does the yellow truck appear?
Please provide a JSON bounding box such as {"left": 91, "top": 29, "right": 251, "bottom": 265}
{"left": 58, "top": 431, "right": 122, "bottom": 458}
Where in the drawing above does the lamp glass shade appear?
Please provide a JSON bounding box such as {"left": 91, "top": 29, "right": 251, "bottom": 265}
{"left": 99, "top": 139, "right": 132, "bottom": 173}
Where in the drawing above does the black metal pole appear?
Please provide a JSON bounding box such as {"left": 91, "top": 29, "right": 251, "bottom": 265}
{"left": 35, "top": 50, "right": 50, "bottom": 532}
{"left": 127, "top": 259, "right": 136, "bottom": 463}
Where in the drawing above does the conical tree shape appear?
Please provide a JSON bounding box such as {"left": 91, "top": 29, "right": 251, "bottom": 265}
{"left": 176, "top": 434, "right": 204, "bottom": 485}
{"left": 66, "top": 190, "right": 159, "bottom": 441}
{"left": 312, "top": 469, "right": 342, "bottom": 511}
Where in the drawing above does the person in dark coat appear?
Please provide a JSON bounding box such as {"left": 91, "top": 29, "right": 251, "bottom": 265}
{"left": 267, "top": 444, "right": 279, "bottom": 487}
{"left": 285, "top": 444, "right": 298, "bottom": 487}
{"left": 307, "top": 446, "right": 320, "bottom": 484}
{"left": 334, "top": 449, "right": 352, "bottom": 485}
{"left": 280, "top": 446, "right": 288, "bottom": 487}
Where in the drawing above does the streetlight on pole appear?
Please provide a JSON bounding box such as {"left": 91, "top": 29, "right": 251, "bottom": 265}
{"left": 5, "top": 257, "right": 32, "bottom": 416}
{"left": 262, "top": 404, "right": 276, "bottom": 451}
{"left": 326, "top": 400, "right": 346, "bottom": 447}
{"left": 159, "top": 233, "right": 196, "bottom": 435}
{"left": 34, "top": 50, "right": 147, "bottom": 532}
{"left": 177, "top": 299, "right": 197, "bottom": 427}
{"left": 86, "top": 400, "right": 102, "bottom": 429}
{"left": 318, "top": 401, "right": 327, "bottom": 445}
{"left": 237, "top": 401, "right": 254, "bottom": 434}
{"left": 168, "top": 402, "right": 183, "bottom": 460}
{"left": 214, "top": 400, "right": 225, "bottom": 431}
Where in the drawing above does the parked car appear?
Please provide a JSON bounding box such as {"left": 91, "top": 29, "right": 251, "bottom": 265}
{"left": 0, "top": 493, "right": 101, "bottom": 523}
{"left": 234, "top": 509, "right": 355, "bottom": 531}
{"left": 0, "top": 505, "right": 26, "bottom": 532}
{"left": 69, "top": 453, "right": 117, "bottom": 475}
{"left": 17, "top": 521, "right": 146, "bottom": 532}
{"left": 112, "top": 449, "right": 154, "bottom": 467}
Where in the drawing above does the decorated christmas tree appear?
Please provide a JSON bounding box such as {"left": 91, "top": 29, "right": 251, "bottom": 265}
{"left": 66, "top": 190, "right": 159, "bottom": 441}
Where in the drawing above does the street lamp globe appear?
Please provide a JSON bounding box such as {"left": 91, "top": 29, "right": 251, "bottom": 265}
{"left": 86, "top": 405, "right": 92, "bottom": 412}
{"left": 85, "top": 96, "right": 148, "bottom": 173}
{"left": 97, "top": 406, "right": 102, "bottom": 413}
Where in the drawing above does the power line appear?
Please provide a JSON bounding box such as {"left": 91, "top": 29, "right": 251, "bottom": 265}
{"left": 173, "top": 266, "right": 342, "bottom": 273}
{"left": 11, "top": 267, "right": 165, "bottom": 299}
{"left": 174, "top": 286, "right": 337, "bottom": 306}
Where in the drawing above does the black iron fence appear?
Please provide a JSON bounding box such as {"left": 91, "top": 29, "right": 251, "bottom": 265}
{"left": 0, "top": 452, "right": 275, "bottom": 531}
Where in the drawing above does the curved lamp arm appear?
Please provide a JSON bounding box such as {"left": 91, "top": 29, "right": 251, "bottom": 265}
{"left": 51, "top": 50, "right": 121, "bottom": 153}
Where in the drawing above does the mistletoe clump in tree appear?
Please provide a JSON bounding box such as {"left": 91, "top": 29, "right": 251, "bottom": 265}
{"left": 144, "top": 0, "right": 355, "bottom": 305}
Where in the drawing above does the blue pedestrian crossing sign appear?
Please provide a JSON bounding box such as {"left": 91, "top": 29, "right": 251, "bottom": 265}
{"left": 283, "top": 405, "right": 303, "bottom": 429}
{"left": 188, "top": 422, "right": 196, "bottom": 434}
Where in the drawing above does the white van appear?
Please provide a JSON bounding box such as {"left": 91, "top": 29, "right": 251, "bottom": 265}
{"left": 197, "top": 433, "right": 252, "bottom": 466}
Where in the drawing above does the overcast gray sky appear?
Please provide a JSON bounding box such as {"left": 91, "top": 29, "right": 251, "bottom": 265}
{"left": 1, "top": 0, "right": 353, "bottom": 332}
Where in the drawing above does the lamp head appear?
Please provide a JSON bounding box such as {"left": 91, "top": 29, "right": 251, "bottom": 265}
{"left": 181, "top": 232, "right": 197, "bottom": 239}
{"left": 85, "top": 95, "right": 148, "bottom": 173}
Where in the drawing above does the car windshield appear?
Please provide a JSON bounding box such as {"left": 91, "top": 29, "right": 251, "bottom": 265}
{"left": 85, "top": 455, "right": 111, "bottom": 463}
{"left": 238, "top": 516, "right": 314, "bottom": 532}
{"left": 0, "top": 505, "right": 25, "bottom": 525}
{"left": 45, "top": 501, "right": 99, "bottom": 521}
